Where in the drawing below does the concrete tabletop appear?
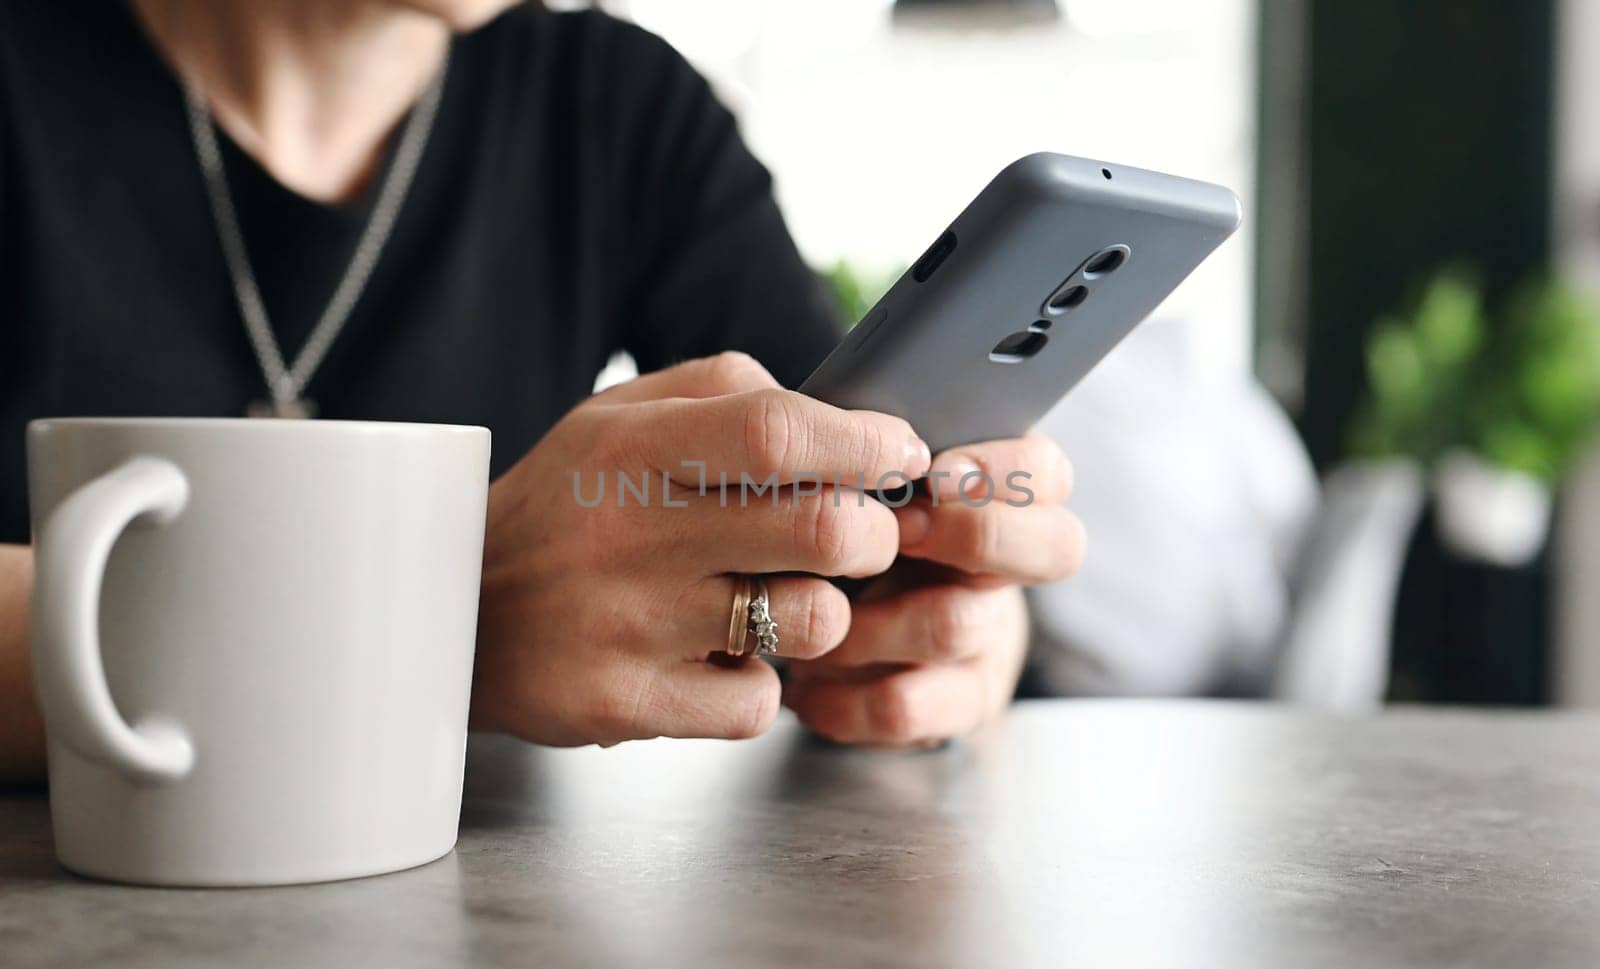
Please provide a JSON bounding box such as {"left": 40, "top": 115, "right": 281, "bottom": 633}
{"left": 3, "top": 700, "right": 1600, "bottom": 968}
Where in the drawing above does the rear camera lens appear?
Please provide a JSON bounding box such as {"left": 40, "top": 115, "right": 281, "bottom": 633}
{"left": 989, "top": 330, "right": 1050, "bottom": 364}
{"left": 1047, "top": 285, "right": 1088, "bottom": 312}
{"left": 1083, "top": 248, "right": 1127, "bottom": 277}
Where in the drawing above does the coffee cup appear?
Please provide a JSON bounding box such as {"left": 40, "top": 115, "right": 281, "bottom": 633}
{"left": 27, "top": 418, "right": 489, "bottom": 886}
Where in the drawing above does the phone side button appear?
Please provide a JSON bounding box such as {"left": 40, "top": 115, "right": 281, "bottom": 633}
{"left": 848, "top": 307, "right": 889, "bottom": 352}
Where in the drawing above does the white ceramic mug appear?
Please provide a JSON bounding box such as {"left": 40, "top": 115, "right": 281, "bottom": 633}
{"left": 26, "top": 418, "right": 490, "bottom": 886}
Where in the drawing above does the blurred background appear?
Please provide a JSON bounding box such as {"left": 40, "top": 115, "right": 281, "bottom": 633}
{"left": 578, "top": 0, "right": 1600, "bottom": 710}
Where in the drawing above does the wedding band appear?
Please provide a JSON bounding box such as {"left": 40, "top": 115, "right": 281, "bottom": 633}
{"left": 726, "top": 576, "right": 753, "bottom": 657}
{"left": 748, "top": 577, "right": 780, "bottom": 656}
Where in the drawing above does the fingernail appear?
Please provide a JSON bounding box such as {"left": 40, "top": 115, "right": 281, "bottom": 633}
{"left": 929, "top": 452, "right": 981, "bottom": 500}
{"left": 904, "top": 436, "right": 932, "bottom": 476}
{"left": 897, "top": 504, "right": 932, "bottom": 547}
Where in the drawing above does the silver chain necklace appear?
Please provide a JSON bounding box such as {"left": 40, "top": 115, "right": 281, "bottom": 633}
{"left": 183, "top": 51, "right": 450, "bottom": 418}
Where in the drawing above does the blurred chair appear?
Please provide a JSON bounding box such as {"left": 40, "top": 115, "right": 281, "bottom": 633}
{"left": 1271, "top": 463, "right": 1423, "bottom": 709}
{"left": 1026, "top": 314, "right": 1421, "bottom": 710}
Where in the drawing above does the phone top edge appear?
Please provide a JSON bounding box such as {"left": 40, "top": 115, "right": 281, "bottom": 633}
{"left": 994, "top": 152, "right": 1242, "bottom": 236}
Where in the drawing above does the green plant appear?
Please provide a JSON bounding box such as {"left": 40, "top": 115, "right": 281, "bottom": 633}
{"left": 1348, "top": 269, "right": 1600, "bottom": 483}
{"left": 1471, "top": 280, "right": 1600, "bottom": 481}
{"left": 1348, "top": 272, "right": 1487, "bottom": 465}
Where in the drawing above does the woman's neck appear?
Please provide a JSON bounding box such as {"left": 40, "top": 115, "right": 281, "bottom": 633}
{"left": 130, "top": 0, "right": 451, "bottom": 203}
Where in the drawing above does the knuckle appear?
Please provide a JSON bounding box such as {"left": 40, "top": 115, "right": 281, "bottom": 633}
{"left": 729, "top": 681, "right": 781, "bottom": 740}
{"left": 741, "top": 390, "right": 798, "bottom": 475}
{"left": 588, "top": 670, "right": 652, "bottom": 743}
{"left": 868, "top": 679, "right": 918, "bottom": 743}
{"left": 589, "top": 411, "right": 637, "bottom": 466}
{"left": 796, "top": 497, "right": 858, "bottom": 570}
{"left": 704, "top": 351, "right": 766, "bottom": 392}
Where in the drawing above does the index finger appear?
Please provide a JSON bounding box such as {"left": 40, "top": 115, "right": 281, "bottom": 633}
{"left": 620, "top": 388, "right": 932, "bottom": 485}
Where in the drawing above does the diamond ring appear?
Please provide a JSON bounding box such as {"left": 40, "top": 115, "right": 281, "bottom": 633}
{"left": 747, "top": 577, "right": 779, "bottom": 656}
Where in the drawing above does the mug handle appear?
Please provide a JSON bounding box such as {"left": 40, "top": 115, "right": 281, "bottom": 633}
{"left": 32, "top": 457, "right": 195, "bottom": 783}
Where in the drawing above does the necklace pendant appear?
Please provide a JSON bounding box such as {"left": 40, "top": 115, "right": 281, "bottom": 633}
{"left": 246, "top": 398, "right": 317, "bottom": 420}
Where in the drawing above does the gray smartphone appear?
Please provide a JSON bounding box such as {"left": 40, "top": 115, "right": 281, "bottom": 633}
{"left": 800, "top": 152, "right": 1241, "bottom": 454}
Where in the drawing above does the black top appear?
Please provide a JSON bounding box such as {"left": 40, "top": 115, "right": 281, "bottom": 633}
{"left": 0, "top": 1, "right": 841, "bottom": 543}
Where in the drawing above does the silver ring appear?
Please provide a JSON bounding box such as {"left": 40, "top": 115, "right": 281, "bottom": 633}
{"left": 747, "top": 577, "right": 779, "bottom": 656}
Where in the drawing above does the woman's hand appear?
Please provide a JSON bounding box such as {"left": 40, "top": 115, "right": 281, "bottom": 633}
{"left": 471, "top": 353, "right": 930, "bottom": 747}
{"left": 784, "top": 433, "right": 1083, "bottom": 746}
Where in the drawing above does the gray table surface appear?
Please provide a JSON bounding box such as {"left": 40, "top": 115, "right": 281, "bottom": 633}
{"left": 3, "top": 700, "right": 1600, "bottom": 969}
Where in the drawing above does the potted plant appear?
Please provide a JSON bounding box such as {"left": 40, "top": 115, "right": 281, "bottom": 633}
{"left": 1349, "top": 271, "right": 1600, "bottom": 566}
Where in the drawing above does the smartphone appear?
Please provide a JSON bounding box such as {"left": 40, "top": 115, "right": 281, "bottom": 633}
{"left": 800, "top": 152, "right": 1241, "bottom": 454}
